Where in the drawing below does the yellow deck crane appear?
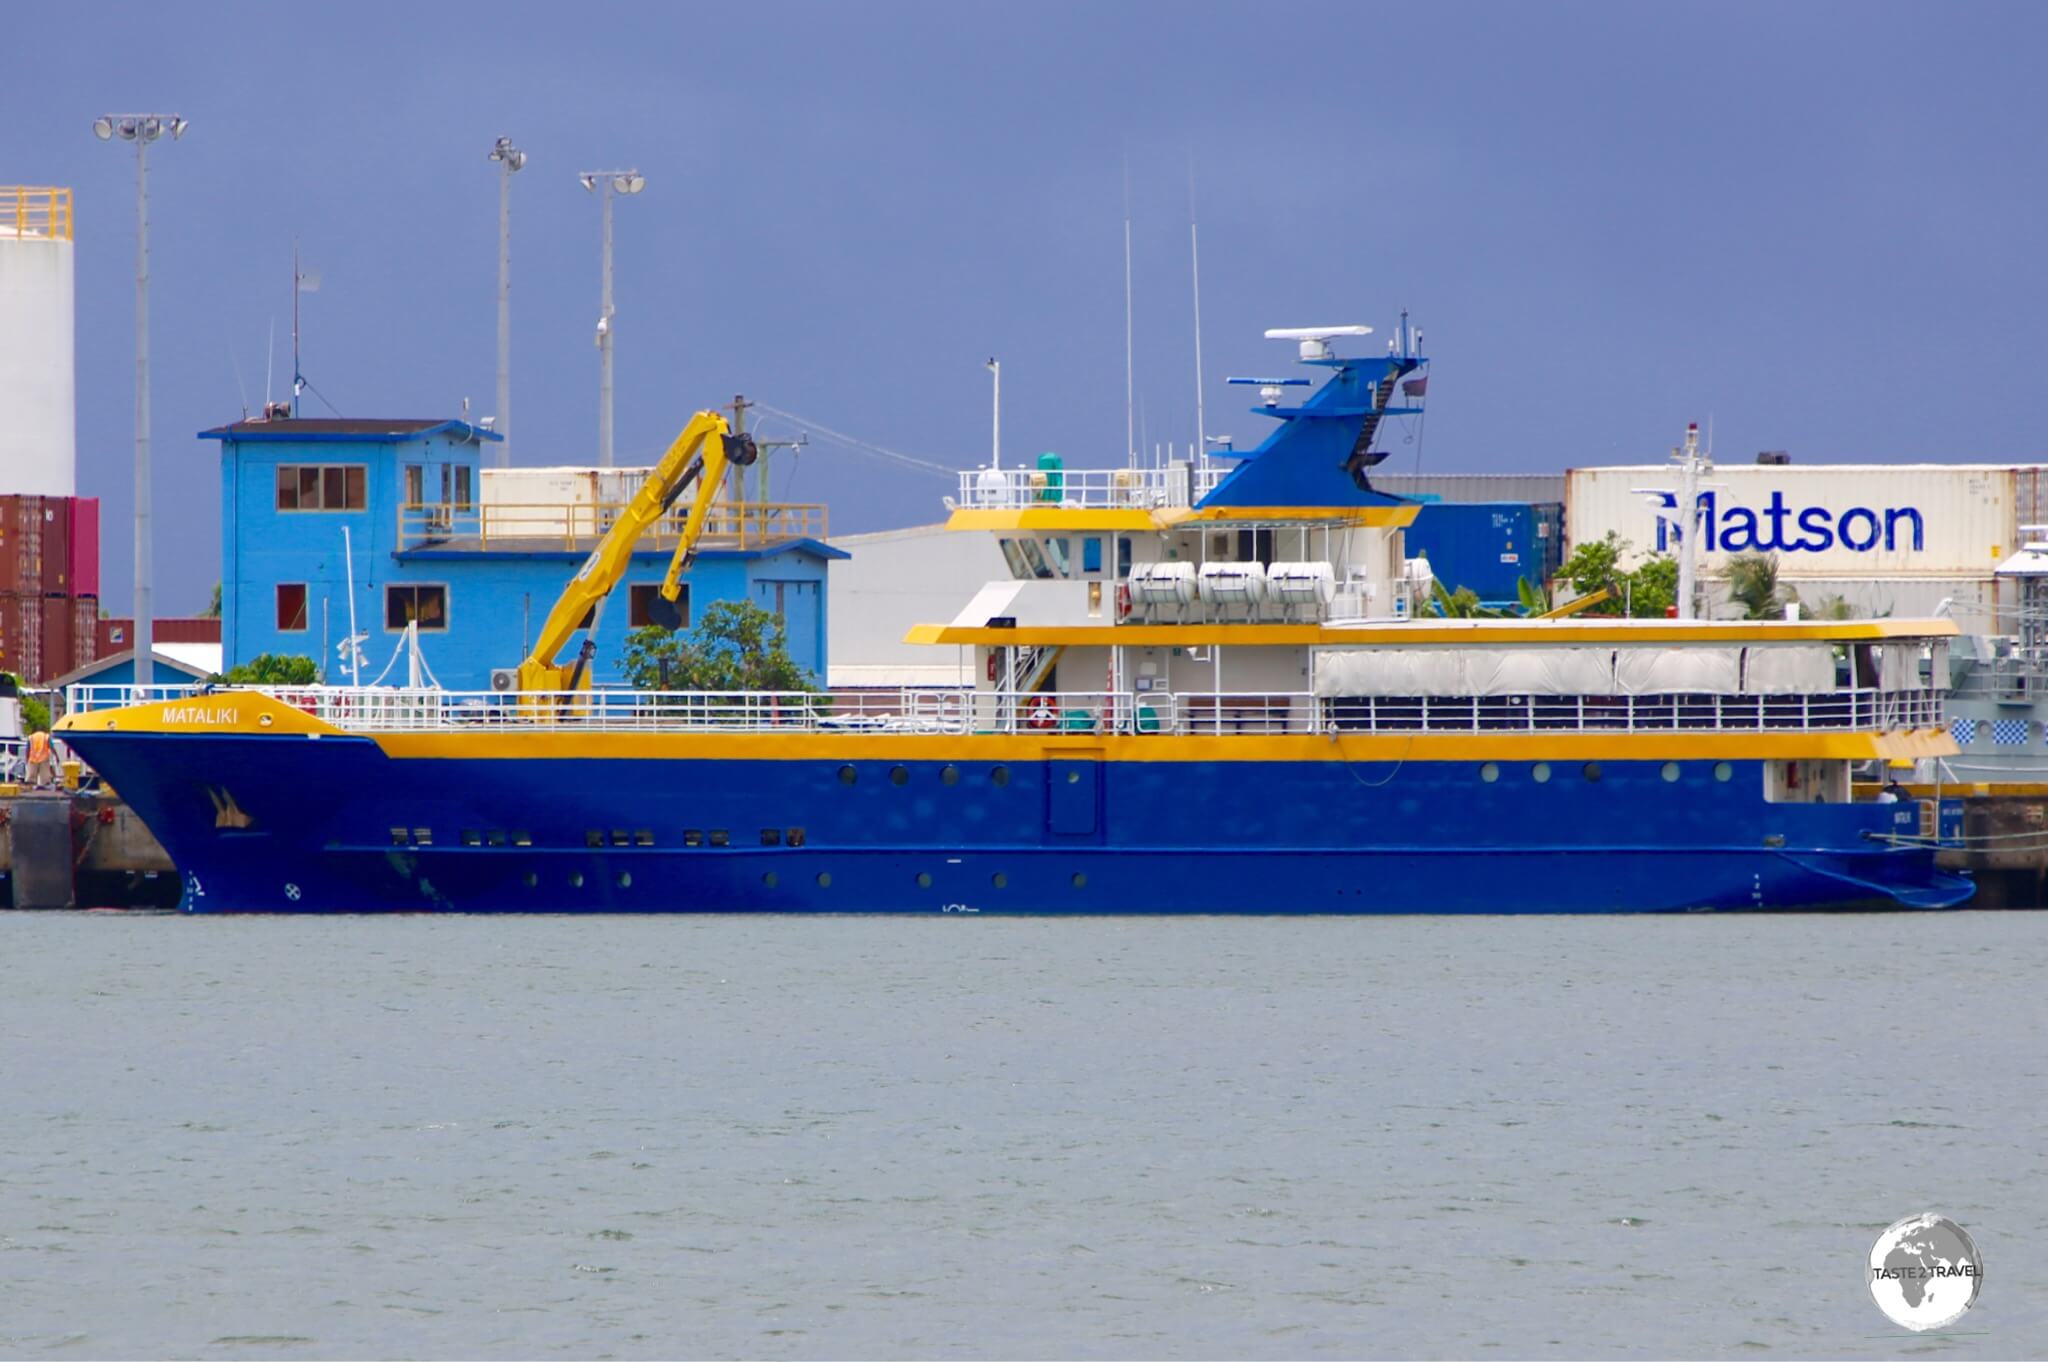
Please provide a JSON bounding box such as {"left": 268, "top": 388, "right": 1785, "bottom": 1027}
{"left": 506, "top": 410, "right": 756, "bottom": 693}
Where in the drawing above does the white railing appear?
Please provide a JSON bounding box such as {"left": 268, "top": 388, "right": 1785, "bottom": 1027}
{"left": 956, "top": 463, "right": 1227, "bottom": 511}
{"left": 63, "top": 682, "right": 1947, "bottom": 738}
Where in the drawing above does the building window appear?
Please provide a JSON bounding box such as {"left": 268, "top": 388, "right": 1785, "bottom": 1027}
{"left": 404, "top": 464, "right": 424, "bottom": 507}
{"left": 385, "top": 584, "right": 448, "bottom": 631}
{"left": 440, "top": 464, "right": 452, "bottom": 505}
{"left": 629, "top": 583, "right": 689, "bottom": 628}
{"left": 276, "top": 583, "right": 308, "bottom": 631}
{"left": 454, "top": 465, "right": 473, "bottom": 509}
{"left": 275, "top": 464, "right": 367, "bottom": 511}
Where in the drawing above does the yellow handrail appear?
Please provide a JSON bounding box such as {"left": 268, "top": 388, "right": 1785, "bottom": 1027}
{"left": 0, "top": 187, "right": 73, "bottom": 241}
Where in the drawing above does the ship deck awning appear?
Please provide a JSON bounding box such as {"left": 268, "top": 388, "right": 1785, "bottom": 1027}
{"left": 903, "top": 617, "right": 1962, "bottom": 648}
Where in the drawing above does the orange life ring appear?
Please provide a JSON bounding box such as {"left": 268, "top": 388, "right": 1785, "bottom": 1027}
{"left": 1025, "top": 696, "right": 1058, "bottom": 730}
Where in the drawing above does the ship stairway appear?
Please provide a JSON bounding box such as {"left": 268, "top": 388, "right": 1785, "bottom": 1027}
{"left": 1343, "top": 370, "right": 1404, "bottom": 488}
{"left": 1013, "top": 644, "right": 1065, "bottom": 694}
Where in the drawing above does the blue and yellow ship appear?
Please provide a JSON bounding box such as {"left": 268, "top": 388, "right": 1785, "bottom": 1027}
{"left": 57, "top": 321, "right": 1972, "bottom": 912}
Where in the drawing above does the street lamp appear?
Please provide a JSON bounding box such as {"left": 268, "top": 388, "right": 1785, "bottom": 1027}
{"left": 578, "top": 169, "right": 644, "bottom": 467}
{"left": 93, "top": 113, "right": 186, "bottom": 690}
{"left": 487, "top": 137, "right": 525, "bottom": 468}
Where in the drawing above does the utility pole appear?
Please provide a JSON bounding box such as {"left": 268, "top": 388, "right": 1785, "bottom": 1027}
{"left": 488, "top": 137, "right": 525, "bottom": 467}
{"left": 94, "top": 112, "right": 186, "bottom": 690}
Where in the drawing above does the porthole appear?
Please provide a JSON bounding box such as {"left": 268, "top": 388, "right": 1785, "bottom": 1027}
{"left": 991, "top": 765, "right": 1010, "bottom": 787}
{"left": 838, "top": 764, "right": 858, "bottom": 785}
{"left": 941, "top": 765, "right": 960, "bottom": 786}
{"left": 1532, "top": 762, "right": 1552, "bottom": 784}
{"left": 1714, "top": 761, "right": 1734, "bottom": 783}
{"left": 762, "top": 871, "right": 779, "bottom": 888}
{"left": 1066, "top": 770, "right": 1081, "bottom": 784}
{"left": 1071, "top": 872, "right": 1087, "bottom": 889}
{"left": 617, "top": 872, "right": 632, "bottom": 889}
{"left": 916, "top": 872, "right": 933, "bottom": 889}
{"left": 569, "top": 872, "right": 585, "bottom": 889}
{"left": 1479, "top": 762, "right": 1500, "bottom": 783}
{"left": 991, "top": 871, "right": 1008, "bottom": 889}
{"left": 890, "top": 765, "right": 909, "bottom": 786}
{"left": 1661, "top": 762, "right": 1682, "bottom": 783}
{"left": 522, "top": 871, "right": 537, "bottom": 888}
{"left": 1582, "top": 762, "right": 1602, "bottom": 782}
{"left": 816, "top": 871, "right": 833, "bottom": 888}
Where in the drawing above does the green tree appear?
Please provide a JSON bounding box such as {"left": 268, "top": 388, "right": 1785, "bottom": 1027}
{"left": 4, "top": 673, "right": 50, "bottom": 733}
{"left": 620, "top": 600, "right": 817, "bottom": 692}
{"left": 1724, "top": 553, "right": 1795, "bottom": 620}
{"left": 216, "top": 653, "right": 319, "bottom": 685}
{"left": 1558, "top": 532, "right": 1679, "bottom": 618}
{"left": 202, "top": 582, "right": 222, "bottom": 618}
{"left": 1515, "top": 576, "right": 1551, "bottom": 617}
{"left": 1628, "top": 556, "right": 1678, "bottom": 618}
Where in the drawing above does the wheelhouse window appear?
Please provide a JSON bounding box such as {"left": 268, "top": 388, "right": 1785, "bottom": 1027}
{"left": 629, "top": 583, "right": 689, "bottom": 628}
{"left": 385, "top": 584, "right": 448, "bottom": 631}
{"left": 274, "top": 464, "right": 367, "bottom": 511}
{"left": 276, "top": 582, "right": 308, "bottom": 631}
{"left": 404, "top": 464, "right": 425, "bottom": 507}
{"left": 453, "top": 464, "right": 473, "bottom": 509}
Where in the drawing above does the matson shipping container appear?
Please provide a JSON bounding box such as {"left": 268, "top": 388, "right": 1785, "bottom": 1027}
{"left": 1565, "top": 464, "right": 2048, "bottom": 579}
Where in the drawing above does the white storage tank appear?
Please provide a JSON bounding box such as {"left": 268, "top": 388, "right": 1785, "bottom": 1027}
{"left": 1266, "top": 561, "right": 1337, "bottom": 605}
{"left": 1129, "top": 560, "right": 1197, "bottom": 606}
{"left": 1198, "top": 561, "right": 1269, "bottom": 606}
{"left": 0, "top": 188, "right": 76, "bottom": 497}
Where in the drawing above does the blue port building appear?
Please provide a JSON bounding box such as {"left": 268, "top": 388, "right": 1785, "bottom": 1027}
{"left": 205, "top": 417, "right": 845, "bottom": 691}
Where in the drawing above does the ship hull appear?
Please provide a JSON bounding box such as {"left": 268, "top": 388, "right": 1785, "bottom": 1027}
{"left": 60, "top": 727, "right": 1972, "bottom": 914}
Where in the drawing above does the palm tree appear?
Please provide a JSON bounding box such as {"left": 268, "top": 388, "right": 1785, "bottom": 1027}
{"left": 1430, "top": 580, "right": 1500, "bottom": 619}
{"left": 1725, "top": 553, "right": 1792, "bottom": 620}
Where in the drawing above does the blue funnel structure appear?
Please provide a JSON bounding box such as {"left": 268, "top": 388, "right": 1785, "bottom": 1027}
{"left": 1198, "top": 316, "right": 1427, "bottom": 510}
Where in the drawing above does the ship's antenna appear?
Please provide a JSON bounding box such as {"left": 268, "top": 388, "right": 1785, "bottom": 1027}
{"left": 1188, "top": 150, "right": 1207, "bottom": 480}
{"left": 263, "top": 317, "right": 275, "bottom": 411}
{"left": 1123, "top": 151, "right": 1136, "bottom": 474}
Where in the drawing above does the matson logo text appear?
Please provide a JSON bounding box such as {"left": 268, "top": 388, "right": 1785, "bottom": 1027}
{"left": 1651, "top": 491, "right": 1926, "bottom": 555}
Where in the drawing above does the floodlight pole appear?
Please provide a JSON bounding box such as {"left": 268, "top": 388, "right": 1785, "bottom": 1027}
{"left": 95, "top": 113, "right": 184, "bottom": 689}
{"left": 599, "top": 181, "right": 615, "bottom": 468}
{"left": 490, "top": 137, "right": 523, "bottom": 467}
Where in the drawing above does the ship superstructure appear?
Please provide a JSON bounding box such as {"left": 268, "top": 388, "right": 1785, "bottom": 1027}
{"left": 58, "top": 321, "right": 1971, "bottom": 912}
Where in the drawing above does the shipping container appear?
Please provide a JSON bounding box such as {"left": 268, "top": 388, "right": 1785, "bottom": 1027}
{"left": 40, "top": 596, "right": 72, "bottom": 680}
{"left": 1404, "top": 502, "right": 1554, "bottom": 605}
{"left": 96, "top": 615, "right": 128, "bottom": 658}
{"left": 1372, "top": 473, "right": 1569, "bottom": 506}
{"left": 67, "top": 496, "right": 99, "bottom": 599}
{"left": 0, "top": 493, "right": 45, "bottom": 595}
{"left": 41, "top": 497, "right": 70, "bottom": 594}
{"left": 95, "top": 616, "right": 221, "bottom": 652}
{"left": 70, "top": 595, "right": 97, "bottom": 672}
{"left": 1565, "top": 464, "right": 2041, "bottom": 579}
{"left": 0, "top": 593, "right": 42, "bottom": 682}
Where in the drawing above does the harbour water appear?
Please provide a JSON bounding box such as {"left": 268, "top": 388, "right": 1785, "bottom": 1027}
{"left": 2, "top": 911, "right": 2044, "bottom": 1359}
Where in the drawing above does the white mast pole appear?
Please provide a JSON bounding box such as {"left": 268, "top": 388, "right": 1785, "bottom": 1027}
{"left": 1189, "top": 156, "right": 1207, "bottom": 480}
{"left": 987, "top": 358, "right": 1001, "bottom": 472}
{"left": 342, "top": 526, "right": 361, "bottom": 688}
{"left": 1124, "top": 156, "right": 1135, "bottom": 474}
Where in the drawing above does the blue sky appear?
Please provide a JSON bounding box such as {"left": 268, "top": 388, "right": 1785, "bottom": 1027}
{"left": 8, "top": 0, "right": 2045, "bottom": 615}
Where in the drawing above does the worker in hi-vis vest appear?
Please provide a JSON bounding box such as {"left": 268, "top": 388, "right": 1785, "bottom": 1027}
{"left": 24, "top": 729, "right": 54, "bottom": 789}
